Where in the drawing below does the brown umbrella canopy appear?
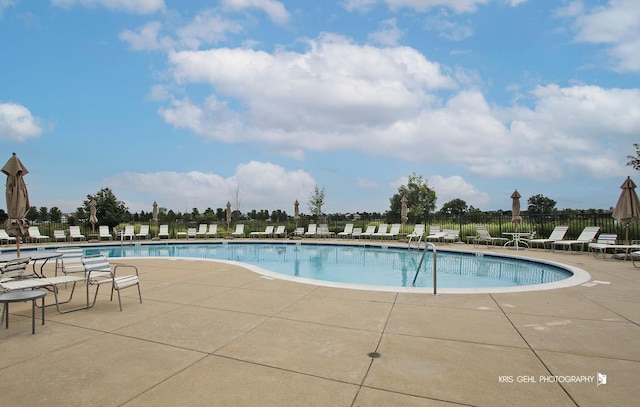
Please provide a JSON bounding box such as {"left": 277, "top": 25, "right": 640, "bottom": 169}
{"left": 89, "top": 199, "right": 98, "bottom": 233}
{"left": 152, "top": 201, "right": 159, "bottom": 223}
{"left": 401, "top": 195, "right": 408, "bottom": 225}
{"left": 511, "top": 189, "right": 522, "bottom": 231}
{"left": 612, "top": 176, "right": 640, "bottom": 244}
{"left": 2, "top": 153, "right": 30, "bottom": 256}
{"left": 226, "top": 201, "right": 232, "bottom": 228}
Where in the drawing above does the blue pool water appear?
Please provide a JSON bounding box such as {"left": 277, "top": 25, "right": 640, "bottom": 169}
{"left": 83, "top": 242, "right": 574, "bottom": 290}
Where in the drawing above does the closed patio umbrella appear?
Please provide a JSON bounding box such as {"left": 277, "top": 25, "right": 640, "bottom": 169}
{"left": 612, "top": 176, "right": 640, "bottom": 245}
{"left": 511, "top": 189, "right": 522, "bottom": 232}
{"left": 2, "top": 153, "right": 30, "bottom": 257}
{"left": 294, "top": 199, "right": 300, "bottom": 228}
{"left": 226, "top": 201, "right": 232, "bottom": 231}
{"left": 401, "top": 195, "right": 408, "bottom": 225}
{"left": 89, "top": 199, "right": 98, "bottom": 234}
{"left": 152, "top": 201, "right": 158, "bottom": 223}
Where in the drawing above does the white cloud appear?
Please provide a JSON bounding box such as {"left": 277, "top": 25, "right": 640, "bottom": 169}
{"left": 52, "top": 0, "right": 165, "bottom": 14}
{"left": 0, "top": 0, "right": 15, "bottom": 17}
{"left": 384, "top": 0, "right": 490, "bottom": 14}
{"left": 221, "top": 0, "right": 290, "bottom": 25}
{"left": 342, "top": 0, "right": 378, "bottom": 13}
{"left": 104, "top": 161, "right": 316, "bottom": 213}
{"left": 157, "top": 37, "right": 639, "bottom": 190}
{"left": 0, "top": 103, "right": 46, "bottom": 142}
{"left": 429, "top": 175, "right": 490, "bottom": 208}
{"left": 564, "top": 0, "right": 640, "bottom": 72}
{"left": 424, "top": 11, "right": 474, "bottom": 41}
{"left": 120, "top": 21, "right": 174, "bottom": 51}
{"left": 369, "top": 18, "right": 403, "bottom": 46}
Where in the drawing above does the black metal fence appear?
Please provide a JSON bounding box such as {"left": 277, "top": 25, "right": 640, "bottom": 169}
{"left": 15, "top": 213, "right": 639, "bottom": 243}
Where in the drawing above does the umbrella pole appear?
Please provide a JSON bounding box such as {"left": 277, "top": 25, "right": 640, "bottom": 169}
{"left": 16, "top": 236, "right": 21, "bottom": 257}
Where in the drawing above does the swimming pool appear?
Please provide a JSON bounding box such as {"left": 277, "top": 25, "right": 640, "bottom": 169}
{"left": 82, "top": 242, "right": 590, "bottom": 294}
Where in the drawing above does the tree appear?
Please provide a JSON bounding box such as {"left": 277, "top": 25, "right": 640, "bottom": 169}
{"left": 308, "top": 185, "right": 325, "bottom": 219}
{"left": 627, "top": 143, "right": 640, "bottom": 171}
{"left": 38, "top": 206, "right": 49, "bottom": 222}
{"left": 527, "top": 194, "right": 557, "bottom": 215}
{"left": 26, "top": 206, "right": 38, "bottom": 222}
{"left": 49, "top": 207, "right": 62, "bottom": 222}
{"left": 388, "top": 173, "right": 437, "bottom": 222}
{"left": 439, "top": 199, "right": 468, "bottom": 217}
{"left": 80, "top": 187, "right": 130, "bottom": 228}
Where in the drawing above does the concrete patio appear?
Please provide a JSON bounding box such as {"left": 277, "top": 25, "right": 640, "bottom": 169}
{"left": 1, "top": 241, "right": 638, "bottom": 406}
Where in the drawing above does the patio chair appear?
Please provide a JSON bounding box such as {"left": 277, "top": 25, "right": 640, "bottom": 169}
{"left": 408, "top": 224, "right": 425, "bottom": 248}
{"left": 473, "top": 226, "right": 507, "bottom": 247}
{"left": 380, "top": 224, "right": 401, "bottom": 240}
{"left": 55, "top": 248, "right": 86, "bottom": 277}
{"left": 372, "top": 224, "right": 388, "bottom": 239}
{"left": 359, "top": 225, "right": 377, "bottom": 239}
{"left": 337, "top": 224, "right": 353, "bottom": 238}
{"left": 53, "top": 230, "right": 67, "bottom": 242}
{"left": 158, "top": 224, "right": 170, "bottom": 239}
{"left": 552, "top": 226, "right": 600, "bottom": 253}
{"left": 304, "top": 224, "right": 317, "bottom": 237}
{"left": 443, "top": 229, "right": 460, "bottom": 244}
{"left": 273, "top": 225, "right": 286, "bottom": 238}
{"left": 1, "top": 257, "right": 87, "bottom": 314}
{"left": 195, "top": 224, "right": 208, "bottom": 238}
{"left": 82, "top": 255, "right": 141, "bottom": 311}
{"left": 351, "top": 227, "right": 363, "bottom": 238}
{"left": 135, "top": 225, "right": 150, "bottom": 240}
{"left": 632, "top": 251, "right": 640, "bottom": 268}
{"left": 69, "top": 225, "right": 86, "bottom": 241}
{"left": 250, "top": 225, "right": 274, "bottom": 237}
{"left": 317, "top": 224, "right": 334, "bottom": 238}
{"left": 231, "top": 224, "right": 245, "bottom": 238}
{"left": 588, "top": 234, "right": 618, "bottom": 258}
{"left": 205, "top": 224, "right": 218, "bottom": 238}
{"left": 99, "top": 225, "right": 113, "bottom": 240}
{"left": 425, "top": 226, "right": 445, "bottom": 242}
{"left": 27, "top": 226, "right": 49, "bottom": 243}
{"left": 527, "top": 226, "right": 569, "bottom": 250}
{"left": 122, "top": 225, "right": 135, "bottom": 240}
{"left": 176, "top": 228, "right": 197, "bottom": 239}
{"left": 0, "top": 229, "right": 16, "bottom": 245}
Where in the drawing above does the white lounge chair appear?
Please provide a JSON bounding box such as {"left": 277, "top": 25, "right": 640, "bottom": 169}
{"left": 122, "top": 225, "right": 135, "bottom": 240}
{"left": 425, "top": 226, "right": 445, "bottom": 242}
{"left": 337, "top": 224, "right": 354, "bottom": 238}
{"left": 53, "top": 230, "right": 66, "bottom": 242}
{"left": 588, "top": 234, "right": 624, "bottom": 259}
{"left": 158, "top": 224, "right": 170, "bottom": 239}
{"left": 176, "top": 228, "right": 197, "bottom": 239}
{"left": 0, "top": 229, "right": 16, "bottom": 244}
{"left": 195, "top": 224, "right": 208, "bottom": 238}
{"left": 99, "top": 225, "right": 113, "bottom": 240}
{"left": 372, "top": 224, "right": 388, "bottom": 239}
{"left": 205, "top": 224, "right": 218, "bottom": 238}
{"left": 69, "top": 225, "right": 86, "bottom": 241}
{"left": 359, "top": 225, "right": 377, "bottom": 239}
{"left": 1, "top": 257, "right": 87, "bottom": 314}
{"left": 27, "top": 226, "right": 49, "bottom": 243}
{"left": 273, "top": 225, "right": 286, "bottom": 238}
{"left": 82, "top": 254, "right": 142, "bottom": 311}
{"left": 55, "top": 248, "right": 86, "bottom": 277}
{"left": 351, "top": 227, "right": 363, "bottom": 238}
{"left": 317, "top": 224, "right": 334, "bottom": 238}
{"left": 135, "top": 225, "right": 150, "bottom": 240}
{"left": 443, "top": 229, "right": 460, "bottom": 243}
{"left": 383, "top": 224, "right": 401, "bottom": 239}
{"left": 304, "top": 224, "right": 317, "bottom": 237}
{"left": 472, "top": 226, "right": 507, "bottom": 247}
{"left": 231, "top": 224, "right": 245, "bottom": 238}
{"left": 250, "top": 225, "right": 274, "bottom": 237}
{"left": 527, "top": 226, "right": 568, "bottom": 250}
{"left": 552, "top": 226, "right": 600, "bottom": 253}
{"left": 407, "top": 224, "right": 425, "bottom": 248}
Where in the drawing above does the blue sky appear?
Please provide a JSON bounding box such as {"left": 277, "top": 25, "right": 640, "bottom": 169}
{"left": 1, "top": 0, "right": 639, "bottom": 216}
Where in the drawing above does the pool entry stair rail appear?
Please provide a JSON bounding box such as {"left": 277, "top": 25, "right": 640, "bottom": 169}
{"left": 412, "top": 242, "right": 437, "bottom": 295}
{"left": 408, "top": 232, "right": 424, "bottom": 249}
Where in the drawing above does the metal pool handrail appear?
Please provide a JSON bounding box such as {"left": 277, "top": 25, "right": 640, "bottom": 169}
{"left": 412, "top": 242, "right": 437, "bottom": 295}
